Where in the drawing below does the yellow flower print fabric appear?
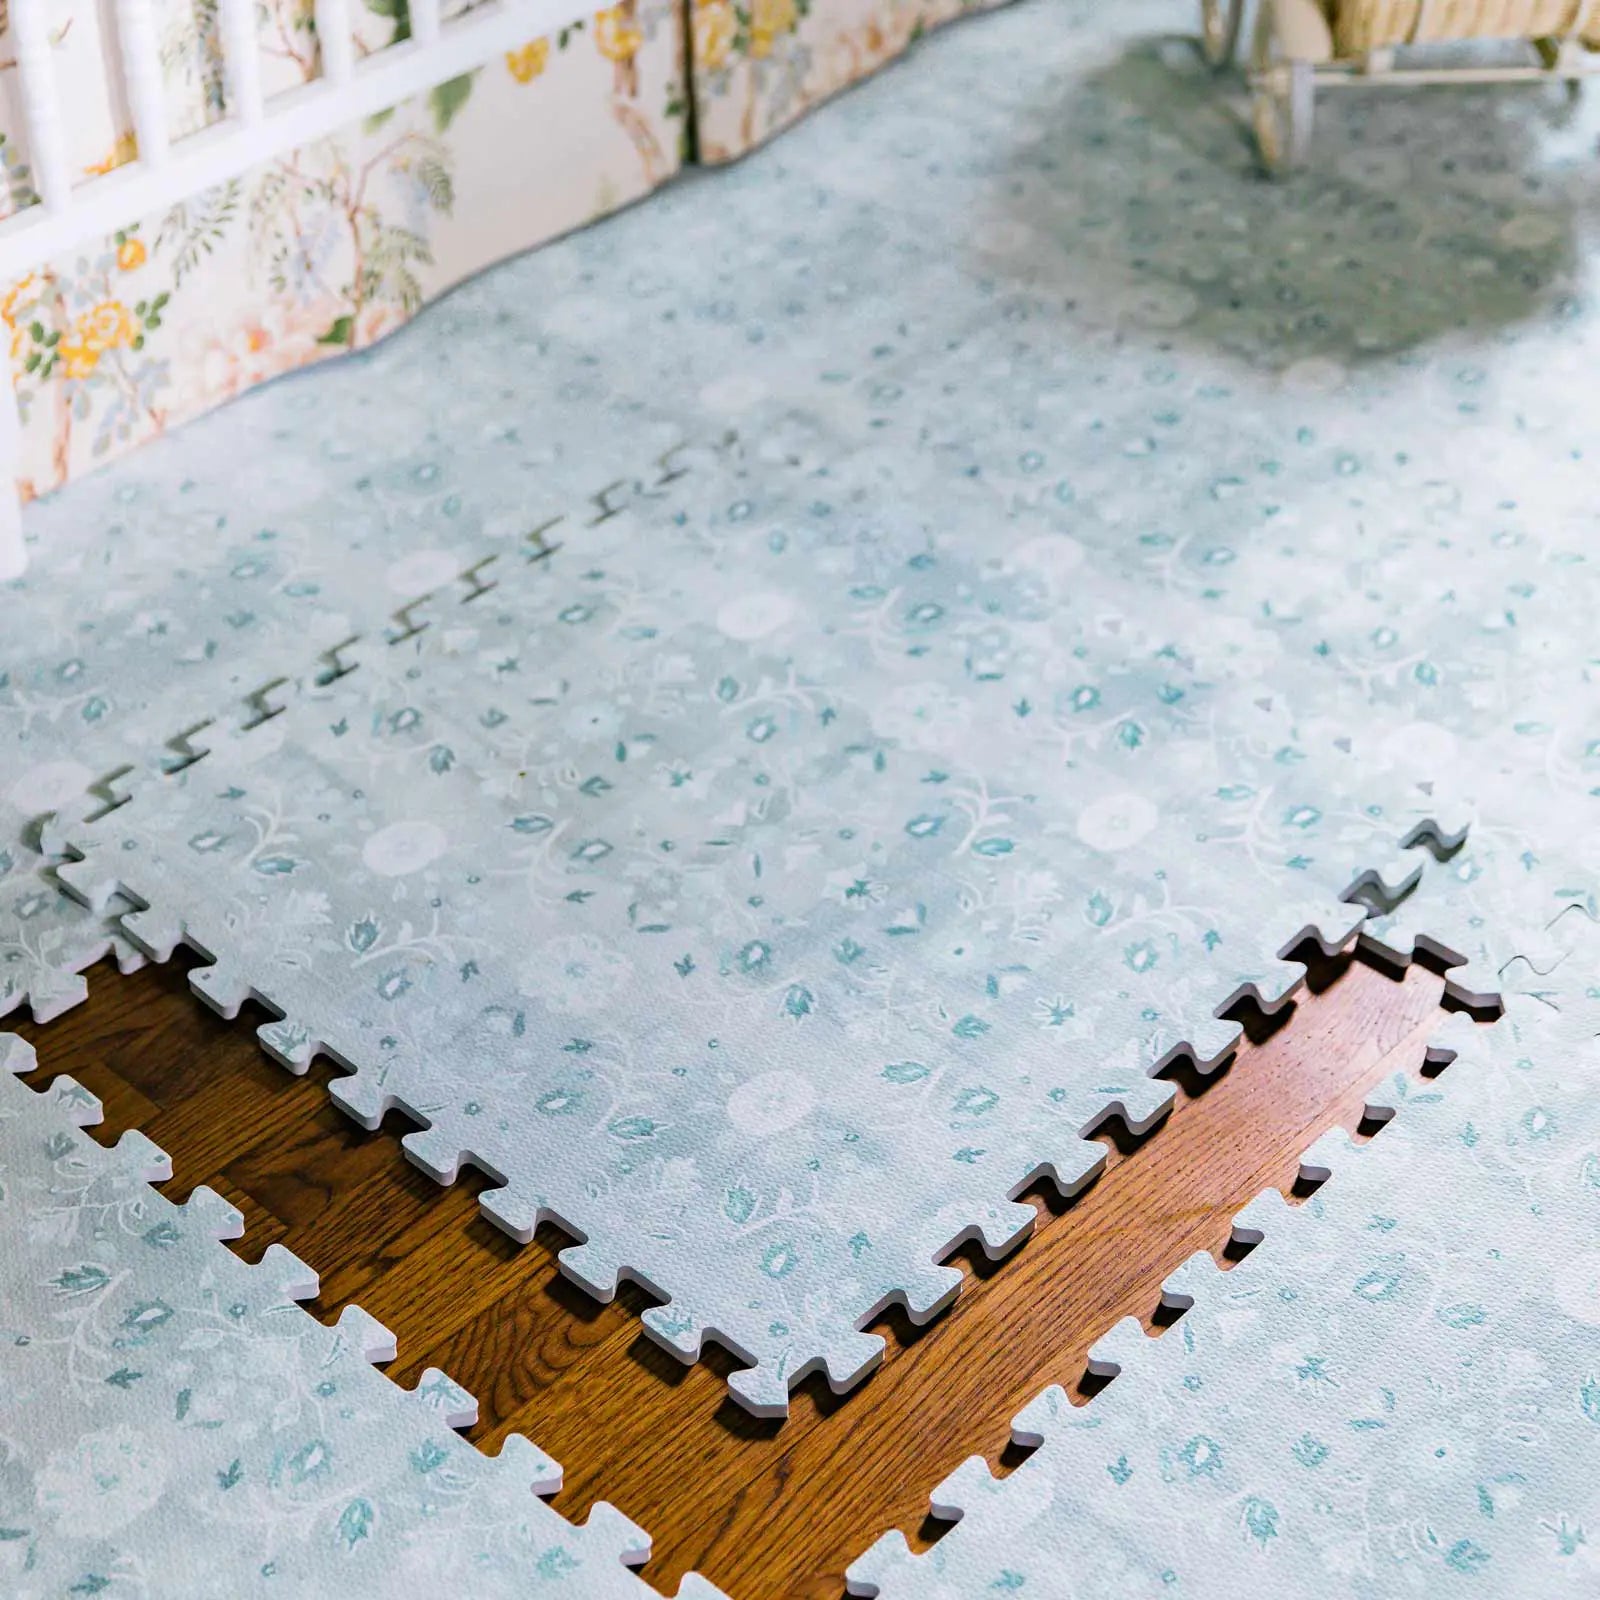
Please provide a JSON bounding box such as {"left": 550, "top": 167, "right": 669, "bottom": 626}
{"left": 688, "top": 0, "right": 1008, "bottom": 161}
{"left": 0, "top": 0, "right": 686, "bottom": 502}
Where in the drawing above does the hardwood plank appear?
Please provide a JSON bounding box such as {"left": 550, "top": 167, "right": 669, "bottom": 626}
{"left": 8, "top": 940, "right": 1473, "bottom": 1599}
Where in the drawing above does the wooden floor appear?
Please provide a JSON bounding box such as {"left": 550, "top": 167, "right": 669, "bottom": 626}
{"left": 11, "top": 939, "right": 1478, "bottom": 1599}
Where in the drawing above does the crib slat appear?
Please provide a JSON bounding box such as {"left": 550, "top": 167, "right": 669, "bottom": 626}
{"left": 114, "top": 0, "right": 171, "bottom": 167}
{"left": 218, "top": 0, "right": 266, "bottom": 126}
{"left": 11, "top": 2, "right": 72, "bottom": 211}
{"left": 0, "top": 0, "right": 602, "bottom": 283}
{"left": 314, "top": 0, "right": 356, "bottom": 83}
{"left": 410, "top": 0, "right": 443, "bottom": 45}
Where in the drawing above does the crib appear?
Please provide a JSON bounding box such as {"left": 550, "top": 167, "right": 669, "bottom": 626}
{"left": 1202, "top": 0, "right": 1600, "bottom": 171}
{"left": 0, "top": 0, "right": 601, "bottom": 583}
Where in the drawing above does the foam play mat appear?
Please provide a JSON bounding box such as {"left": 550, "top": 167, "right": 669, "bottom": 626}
{"left": 3, "top": 1, "right": 1598, "bottom": 1594}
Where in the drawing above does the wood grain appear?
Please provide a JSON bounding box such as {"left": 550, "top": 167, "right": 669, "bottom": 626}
{"left": 10, "top": 939, "right": 1476, "bottom": 1599}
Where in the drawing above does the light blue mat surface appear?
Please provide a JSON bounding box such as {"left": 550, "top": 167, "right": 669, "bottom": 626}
{"left": 3, "top": 1, "right": 1599, "bottom": 1593}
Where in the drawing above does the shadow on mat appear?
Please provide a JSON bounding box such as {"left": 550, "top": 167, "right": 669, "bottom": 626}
{"left": 974, "top": 33, "right": 1595, "bottom": 370}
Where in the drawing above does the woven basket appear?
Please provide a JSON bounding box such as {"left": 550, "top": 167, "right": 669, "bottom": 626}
{"left": 1331, "top": 0, "right": 1600, "bottom": 51}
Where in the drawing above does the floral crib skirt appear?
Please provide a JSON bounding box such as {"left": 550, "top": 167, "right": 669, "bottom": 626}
{"left": 690, "top": 0, "right": 1007, "bottom": 162}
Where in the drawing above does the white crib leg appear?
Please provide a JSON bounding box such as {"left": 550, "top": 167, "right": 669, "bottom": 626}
{"left": 0, "top": 361, "right": 27, "bottom": 581}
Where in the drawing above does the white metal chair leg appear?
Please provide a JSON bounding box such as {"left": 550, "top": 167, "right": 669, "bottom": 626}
{"left": 1199, "top": 0, "right": 1246, "bottom": 69}
{"left": 1251, "top": 0, "right": 1319, "bottom": 175}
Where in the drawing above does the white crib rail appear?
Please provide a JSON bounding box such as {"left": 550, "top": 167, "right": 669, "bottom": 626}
{"left": 0, "top": 0, "right": 590, "bottom": 581}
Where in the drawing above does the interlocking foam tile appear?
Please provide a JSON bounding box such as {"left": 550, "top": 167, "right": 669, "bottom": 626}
{"left": 1363, "top": 835, "right": 1599, "bottom": 1009}
{"left": 0, "top": 1033, "right": 724, "bottom": 1599}
{"left": 1, "top": 435, "right": 736, "bottom": 1027}
{"left": 5, "top": 0, "right": 1598, "bottom": 1523}
{"left": 47, "top": 457, "right": 1464, "bottom": 1417}
{"left": 848, "top": 905, "right": 1600, "bottom": 1599}
{"left": 0, "top": 796, "right": 147, "bottom": 1023}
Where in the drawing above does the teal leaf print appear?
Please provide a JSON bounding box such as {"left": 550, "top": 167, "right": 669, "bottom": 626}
{"left": 1178, "top": 1435, "right": 1223, "bottom": 1478}
{"left": 1353, "top": 1265, "right": 1403, "bottom": 1302}
{"left": 1445, "top": 1539, "right": 1490, "bottom": 1574}
{"left": 882, "top": 1061, "right": 930, "bottom": 1084}
{"left": 120, "top": 1300, "right": 174, "bottom": 1333}
{"left": 952, "top": 1015, "right": 990, "bottom": 1039}
{"left": 952, "top": 1086, "right": 999, "bottom": 1116}
{"left": 1124, "top": 939, "right": 1159, "bottom": 973}
{"left": 607, "top": 1116, "right": 659, "bottom": 1141}
{"left": 286, "top": 1440, "right": 332, "bottom": 1484}
{"left": 376, "top": 968, "right": 412, "bottom": 1002}
{"left": 724, "top": 1187, "right": 755, "bottom": 1225}
{"left": 52, "top": 1264, "right": 110, "bottom": 1295}
{"left": 338, "top": 1498, "right": 375, "bottom": 1551}
{"left": 1241, "top": 1496, "right": 1279, "bottom": 1548}
{"left": 1522, "top": 1106, "right": 1558, "bottom": 1140}
{"left": 1580, "top": 1377, "right": 1600, "bottom": 1425}
{"left": 1437, "top": 1303, "right": 1487, "bottom": 1328}
{"left": 905, "top": 813, "right": 944, "bottom": 838}
{"left": 784, "top": 984, "right": 814, "bottom": 1018}
{"left": 760, "top": 1242, "right": 797, "bottom": 1279}
{"left": 217, "top": 1459, "right": 243, "bottom": 1490}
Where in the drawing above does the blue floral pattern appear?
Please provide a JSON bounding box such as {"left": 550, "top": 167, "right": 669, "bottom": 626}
{"left": 52, "top": 466, "right": 1457, "bottom": 1416}
{"left": 849, "top": 907, "right": 1600, "bottom": 1599}
{"left": 0, "top": 0, "right": 1596, "bottom": 1585}
{"left": 0, "top": 1035, "right": 726, "bottom": 1598}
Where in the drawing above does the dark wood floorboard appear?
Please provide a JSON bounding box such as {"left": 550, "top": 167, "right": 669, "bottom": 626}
{"left": 10, "top": 940, "right": 1471, "bottom": 1598}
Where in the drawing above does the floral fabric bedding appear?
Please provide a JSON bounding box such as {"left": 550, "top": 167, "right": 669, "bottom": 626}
{"left": 0, "top": 0, "right": 688, "bottom": 500}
